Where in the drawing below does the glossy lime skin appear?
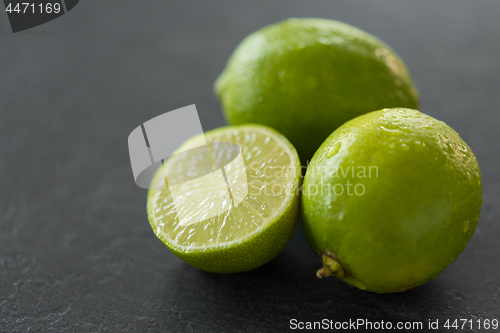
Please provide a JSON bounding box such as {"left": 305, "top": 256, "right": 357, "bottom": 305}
{"left": 301, "top": 108, "right": 482, "bottom": 293}
{"left": 215, "top": 18, "right": 419, "bottom": 162}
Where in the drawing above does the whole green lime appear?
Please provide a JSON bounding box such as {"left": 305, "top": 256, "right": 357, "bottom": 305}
{"left": 215, "top": 18, "right": 419, "bottom": 162}
{"left": 301, "top": 108, "right": 482, "bottom": 293}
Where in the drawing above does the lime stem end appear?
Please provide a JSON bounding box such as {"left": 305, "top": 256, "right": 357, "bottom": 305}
{"left": 316, "top": 253, "right": 346, "bottom": 279}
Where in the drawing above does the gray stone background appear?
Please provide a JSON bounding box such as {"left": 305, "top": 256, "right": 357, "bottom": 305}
{"left": 1, "top": 1, "right": 499, "bottom": 332}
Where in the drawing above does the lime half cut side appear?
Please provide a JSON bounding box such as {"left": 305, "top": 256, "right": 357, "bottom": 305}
{"left": 147, "top": 124, "right": 301, "bottom": 273}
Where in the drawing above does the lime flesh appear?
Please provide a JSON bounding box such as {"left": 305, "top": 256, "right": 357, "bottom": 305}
{"left": 147, "top": 124, "right": 301, "bottom": 273}
{"left": 301, "top": 108, "right": 482, "bottom": 293}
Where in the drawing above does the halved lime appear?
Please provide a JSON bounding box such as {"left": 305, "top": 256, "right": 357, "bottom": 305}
{"left": 147, "top": 124, "right": 301, "bottom": 273}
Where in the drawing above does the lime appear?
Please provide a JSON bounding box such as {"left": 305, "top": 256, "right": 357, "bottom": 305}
{"left": 215, "top": 18, "right": 419, "bottom": 162}
{"left": 147, "top": 124, "right": 301, "bottom": 273}
{"left": 301, "top": 108, "right": 482, "bottom": 293}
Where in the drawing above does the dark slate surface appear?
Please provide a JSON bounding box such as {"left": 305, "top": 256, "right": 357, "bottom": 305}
{"left": 1, "top": 1, "right": 499, "bottom": 332}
